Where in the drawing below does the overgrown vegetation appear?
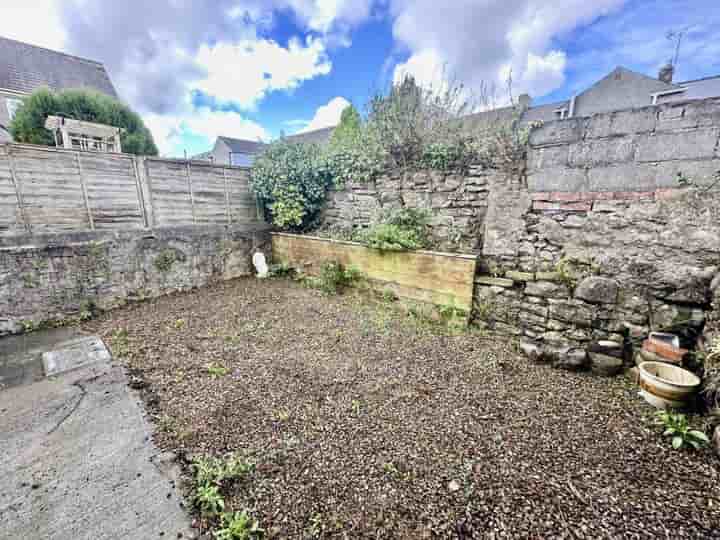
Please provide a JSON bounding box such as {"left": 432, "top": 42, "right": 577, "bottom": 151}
{"left": 10, "top": 88, "right": 158, "bottom": 155}
{"left": 654, "top": 410, "right": 710, "bottom": 450}
{"left": 252, "top": 75, "right": 537, "bottom": 231}
{"left": 353, "top": 207, "right": 431, "bottom": 251}
{"left": 191, "top": 454, "right": 262, "bottom": 539}
{"left": 251, "top": 140, "right": 332, "bottom": 231}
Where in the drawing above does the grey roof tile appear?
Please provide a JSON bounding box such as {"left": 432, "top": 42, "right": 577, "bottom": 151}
{"left": 0, "top": 36, "right": 117, "bottom": 97}
{"left": 217, "top": 136, "right": 266, "bottom": 154}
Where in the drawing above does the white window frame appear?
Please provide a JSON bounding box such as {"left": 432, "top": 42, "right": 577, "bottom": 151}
{"left": 6, "top": 97, "right": 22, "bottom": 121}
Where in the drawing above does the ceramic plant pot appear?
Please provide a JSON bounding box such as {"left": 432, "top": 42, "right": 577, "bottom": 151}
{"left": 638, "top": 361, "right": 701, "bottom": 409}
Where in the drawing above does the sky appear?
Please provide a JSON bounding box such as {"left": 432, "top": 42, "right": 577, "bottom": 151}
{"left": 1, "top": 1, "right": 719, "bottom": 157}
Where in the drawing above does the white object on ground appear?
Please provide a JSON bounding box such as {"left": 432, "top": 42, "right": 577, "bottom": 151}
{"left": 637, "top": 361, "right": 701, "bottom": 409}
{"left": 253, "top": 252, "right": 269, "bottom": 278}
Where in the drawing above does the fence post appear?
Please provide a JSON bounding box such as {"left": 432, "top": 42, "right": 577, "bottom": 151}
{"left": 6, "top": 146, "right": 31, "bottom": 233}
{"left": 131, "top": 155, "right": 149, "bottom": 228}
{"left": 186, "top": 161, "right": 196, "bottom": 224}
{"left": 75, "top": 152, "right": 95, "bottom": 230}
{"left": 222, "top": 167, "right": 232, "bottom": 225}
{"left": 138, "top": 157, "right": 157, "bottom": 228}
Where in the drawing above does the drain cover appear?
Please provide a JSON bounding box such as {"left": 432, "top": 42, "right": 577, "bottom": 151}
{"left": 42, "top": 337, "right": 111, "bottom": 377}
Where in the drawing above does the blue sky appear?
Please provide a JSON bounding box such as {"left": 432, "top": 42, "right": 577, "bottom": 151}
{"left": 2, "top": 1, "right": 719, "bottom": 157}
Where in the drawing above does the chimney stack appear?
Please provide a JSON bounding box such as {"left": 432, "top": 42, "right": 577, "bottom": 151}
{"left": 659, "top": 63, "right": 674, "bottom": 84}
{"left": 518, "top": 93, "right": 532, "bottom": 110}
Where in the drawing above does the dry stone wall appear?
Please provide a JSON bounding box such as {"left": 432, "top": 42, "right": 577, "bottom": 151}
{"left": 321, "top": 167, "right": 502, "bottom": 253}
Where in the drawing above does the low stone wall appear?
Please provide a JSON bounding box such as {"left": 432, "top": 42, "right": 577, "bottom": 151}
{"left": 0, "top": 224, "right": 270, "bottom": 336}
{"left": 321, "top": 167, "right": 502, "bottom": 253}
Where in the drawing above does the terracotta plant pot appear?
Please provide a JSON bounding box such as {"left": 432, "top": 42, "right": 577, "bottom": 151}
{"left": 638, "top": 361, "right": 701, "bottom": 409}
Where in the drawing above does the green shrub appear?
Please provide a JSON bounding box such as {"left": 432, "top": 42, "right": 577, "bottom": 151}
{"left": 354, "top": 207, "right": 431, "bottom": 252}
{"left": 251, "top": 140, "right": 332, "bottom": 231}
{"left": 10, "top": 88, "right": 157, "bottom": 155}
{"left": 654, "top": 410, "right": 710, "bottom": 450}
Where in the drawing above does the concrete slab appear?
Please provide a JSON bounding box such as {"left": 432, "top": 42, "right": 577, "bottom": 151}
{"left": 0, "top": 337, "right": 195, "bottom": 540}
{"left": 42, "top": 336, "right": 111, "bottom": 377}
{"left": 0, "top": 327, "right": 81, "bottom": 390}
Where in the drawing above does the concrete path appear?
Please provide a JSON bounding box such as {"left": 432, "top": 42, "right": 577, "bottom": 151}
{"left": 0, "top": 332, "right": 195, "bottom": 539}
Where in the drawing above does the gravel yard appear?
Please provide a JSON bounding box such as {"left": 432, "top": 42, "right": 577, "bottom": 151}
{"left": 85, "top": 278, "right": 720, "bottom": 539}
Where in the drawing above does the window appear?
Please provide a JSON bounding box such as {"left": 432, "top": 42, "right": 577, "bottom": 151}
{"left": 230, "top": 152, "right": 255, "bottom": 167}
{"left": 6, "top": 98, "right": 22, "bottom": 121}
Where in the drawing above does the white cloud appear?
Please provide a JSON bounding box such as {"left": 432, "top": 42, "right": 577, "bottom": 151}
{"left": 194, "top": 36, "right": 332, "bottom": 110}
{"left": 282, "top": 0, "right": 375, "bottom": 33}
{"left": 297, "top": 96, "right": 350, "bottom": 133}
{"left": 0, "top": 1, "right": 66, "bottom": 51}
{"left": 145, "top": 107, "right": 270, "bottom": 157}
{"left": 389, "top": 0, "right": 626, "bottom": 101}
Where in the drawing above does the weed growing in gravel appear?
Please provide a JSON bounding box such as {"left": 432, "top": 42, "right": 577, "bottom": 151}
{"left": 195, "top": 484, "right": 225, "bottom": 517}
{"left": 110, "top": 328, "right": 130, "bottom": 358}
{"left": 655, "top": 411, "right": 710, "bottom": 450}
{"left": 308, "top": 513, "right": 324, "bottom": 538}
{"left": 207, "top": 363, "right": 231, "bottom": 378}
{"left": 321, "top": 261, "right": 363, "bottom": 294}
{"left": 351, "top": 399, "right": 363, "bottom": 417}
{"left": 214, "top": 510, "right": 263, "bottom": 540}
{"left": 174, "top": 318, "right": 186, "bottom": 329}
{"left": 268, "top": 262, "right": 296, "bottom": 278}
{"left": 193, "top": 454, "right": 255, "bottom": 487}
{"left": 154, "top": 249, "right": 177, "bottom": 272}
{"left": 191, "top": 454, "right": 259, "bottom": 536}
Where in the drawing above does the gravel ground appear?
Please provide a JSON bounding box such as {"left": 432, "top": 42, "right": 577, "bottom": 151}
{"left": 84, "top": 278, "right": 720, "bottom": 539}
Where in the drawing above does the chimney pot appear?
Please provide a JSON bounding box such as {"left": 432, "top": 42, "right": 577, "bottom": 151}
{"left": 659, "top": 63, "right": 674, "bottom": 84}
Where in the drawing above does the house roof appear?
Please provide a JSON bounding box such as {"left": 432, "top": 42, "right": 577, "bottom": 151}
{"left": 0, "top": 36, "right": 117, "bottom": 97}
{"left": 674, "top": 75, "right": 720, "bottom": 101}
{"left": 285, "top": 126, "right": 335, "bottom": 145}
{"left": 217, "top": 136, "right": 267, "bottom": 154}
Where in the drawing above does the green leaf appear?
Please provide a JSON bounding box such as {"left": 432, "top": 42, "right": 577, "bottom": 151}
{"left": 689, "top": 430, "right": 710, "bottom": 443}
{"left": 672, "top": 436, "right": 684, "bottom": 449}
{"left": 663, "top": 428, "right": 675, "bottom": 436}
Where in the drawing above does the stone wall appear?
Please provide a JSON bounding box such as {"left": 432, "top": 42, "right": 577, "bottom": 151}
{"left": 321, "top": 167, "right": 502, "bottom": 253}
{"left": 527, "top": 98, "right": 720, "bottom": 194}
{"left": 476, "top": 186, "right": 719, "bottom": 369}
{"left": 320, "top": 98, "right": 720, "bottom": 370}
{"left": 0, "top": 224, "right": 269, "bottom": 336}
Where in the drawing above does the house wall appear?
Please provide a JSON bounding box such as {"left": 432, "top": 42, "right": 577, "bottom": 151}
{"left": 207, "top": 139, "right": 231, "bottom": 165}
{"left": 572, "top": 69, "right": 671, "bottom": 117}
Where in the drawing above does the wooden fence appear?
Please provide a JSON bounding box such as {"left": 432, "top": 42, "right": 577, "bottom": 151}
{"left": 0, "top": 143, "right": 260, "bottom": 235}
